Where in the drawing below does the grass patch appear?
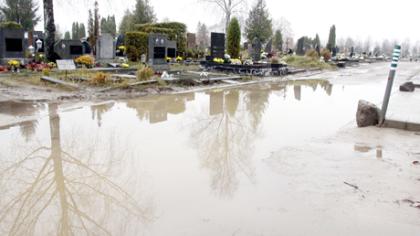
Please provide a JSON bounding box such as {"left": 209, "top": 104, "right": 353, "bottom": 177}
{"left": 283, "top": 55, "right": 334, "bottom": 70}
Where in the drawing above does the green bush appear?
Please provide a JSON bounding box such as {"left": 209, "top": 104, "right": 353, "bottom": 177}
{"left": 0, "top": 21, "right": 23, "bottom": 29}
{"left": 125, "top": 32, "right": 148, "bottom": 61}
{"left": 134, "top": 22, "right": 187, "bottom": 55}
{"left": 227, "top": 18, "right": 241, "bottom": 58}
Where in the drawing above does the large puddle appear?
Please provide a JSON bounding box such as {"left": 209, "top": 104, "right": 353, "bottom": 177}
{"left": 0, "top": 79, "right": 396, "bottom": 235}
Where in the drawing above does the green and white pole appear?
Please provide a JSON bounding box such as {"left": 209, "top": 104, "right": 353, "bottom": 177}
{"left": 380, "top": 45, "right": 401, "bottom": 125}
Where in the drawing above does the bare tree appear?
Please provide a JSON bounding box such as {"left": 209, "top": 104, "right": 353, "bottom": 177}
{"left": 200, "top": 0, "right": 247, "bottom": 33}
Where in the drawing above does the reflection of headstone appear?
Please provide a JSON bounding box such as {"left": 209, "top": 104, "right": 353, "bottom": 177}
{"left": 187, "top": 33, "right": 196, "bottom": 49}
{"left": 225, "top": 90, "right": 239, "bottom": 116}
{"left": 294, "top": 85, "right": 301, "bottom": 101}
{"left": 252, "top": 38, "right": 261, "bottom": 62}
{"left": 54, "top": 40, "right": 84, "bottom": 59}
{"left": 210, "top": 32, "right": 225, "bottom": 59}
{"left": 209, "top": 92, "right": 224, "bottom": 116}
{"left": 0, "top": 28, "right": 25, "bottom": 63}
{"left": 96, "top": 33, "right": 115, "bottom": 60}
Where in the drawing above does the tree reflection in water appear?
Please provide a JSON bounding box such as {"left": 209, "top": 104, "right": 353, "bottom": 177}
{"left": 0, "top": 104, "right": 154, "bottom": 236}
{"left": 190, "top": 89, "right": 271, "bottom": 197}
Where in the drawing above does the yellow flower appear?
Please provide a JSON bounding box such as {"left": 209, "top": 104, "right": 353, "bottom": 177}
{"left": 8, "top": 60, "right": 20, "bottom": 67}
{"left": 75, "top": 55, "right": 95, "bottom": 67}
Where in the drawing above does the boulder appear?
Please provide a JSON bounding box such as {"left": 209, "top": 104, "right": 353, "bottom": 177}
{"left": 400, "top": 82, "right": 415, "bottom": 92}
{"left": 356, "top": 100, "right": 380, "bottom": 127}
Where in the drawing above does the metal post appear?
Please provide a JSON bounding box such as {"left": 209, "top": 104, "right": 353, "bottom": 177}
{"left": 379, "top": 45, "right": 401, "bottom": 125}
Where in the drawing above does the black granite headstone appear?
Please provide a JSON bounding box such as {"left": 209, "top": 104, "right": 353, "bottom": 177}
{"left": 210, "top": 32, "right": 225, "bottom": 59}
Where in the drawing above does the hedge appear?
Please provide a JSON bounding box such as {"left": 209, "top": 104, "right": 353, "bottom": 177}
{"left": 0, "top": 21, "right": 23, "bottom": 29}
{"left": 134, "top": 22, "right": 187, "bottom": 54}
{"left": 125, "top": 32, "right": 148, "bottom": 61}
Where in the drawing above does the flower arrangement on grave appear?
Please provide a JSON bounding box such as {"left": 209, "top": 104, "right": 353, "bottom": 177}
{"left": 213, "top": 58, "right": 224, "bottom": 64}
{"left": 166, "top": 57, "right": 172, "bottom": 62}
{"left": 118, "top": 46, "right": 126, "bottom": 53}
{"left": 75, "top": 55, "right": 95, "bottom": 68}
{"left": 121, "top": 63, "right": 129, "bottom": 68}
{"left": 231, "top": 59, "right": 242, "bottom": 65}
{"left": 176, "top": 56, "right": 183, "bottom": 62}
{"left": 8, "top": 60, "right": 20, "bottom": 72}
{"left": 48, "top": 62, "right": 56, "bottom": 68}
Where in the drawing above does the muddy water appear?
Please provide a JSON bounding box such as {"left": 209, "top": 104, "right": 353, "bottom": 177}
{"left": 0, "top": 79, "right": 415, "bottom": 235}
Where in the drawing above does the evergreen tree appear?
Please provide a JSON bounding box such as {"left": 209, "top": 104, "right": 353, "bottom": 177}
{"left": 88, "top": 10, "right": 94, "bottom": 45}
{"left": 196, "top": 22, "right": 209, "bottom": 51}
{"left": 273, "top": 30, "right": 283, "bottom": 52}
{"left": 71, "top": 22, "right": 79, "bottom": 39}
{"left": 79, "top": 23, "right": 86, "bottom": 38}
{"left": 93, "top": 1, "right": 99, "bottom": 40}
{"left": 101, "top": 15, "right": 117, "bottom": 37}
{"left": 326, "top": 25, "right": 336, "bottom": 52}
{"left": 119, "top": 10, "right": 134, "bottom": 34}
{"left": 245, "top": 0, "right": 272, "bottom": 45}
{"left": 314, "top": 34, "right": 321, "bottom": 54}
{"left": 64, "top": 31, "right": 71, "bottom": 40}
{"left": 0, "top": 0, "right": 40, "bottom": 30}
{"left": 43, "top": 0, "right": 56, "bottom": 61}
{"left": 227, "top": 17, "right": 241, "bottom": 58}
{"left": 133, "top": 0, "right": 156, "bottom": 24}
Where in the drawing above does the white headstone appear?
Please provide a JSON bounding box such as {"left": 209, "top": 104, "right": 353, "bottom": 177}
{"left": 96, "top": 33, "right": 115, "bottom": 60}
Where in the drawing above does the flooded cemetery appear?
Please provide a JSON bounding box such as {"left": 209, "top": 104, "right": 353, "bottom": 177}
{"left": 1, "top": 0, "right": 420, "bottom": 235}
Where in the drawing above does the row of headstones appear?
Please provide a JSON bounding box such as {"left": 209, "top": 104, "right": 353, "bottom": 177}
{"left": 0, "top": 27, "right": 181, "bottom": 65}
{"left": 209, "top": 32, "right": 263, "bottom": 62}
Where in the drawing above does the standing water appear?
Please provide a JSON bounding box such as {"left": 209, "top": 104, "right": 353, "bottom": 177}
{"left": 0, "top": 78, "right": 415, "bottom": 235}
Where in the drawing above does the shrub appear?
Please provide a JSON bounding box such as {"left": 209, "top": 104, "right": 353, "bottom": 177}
{"left": 75, "top": 55, "right": 95, "bottom": 68}
{"left": 90, "top": 72, "right": 108, "bottom": 85}
{"left": 42, "top": 68, "right": 51, "bottom": 76}
{"left": 227, "top": 18, "right": 241, "bottom": 59}
{"left": 136, "top": 66, "right": 154, "bottom": 81}
{"left": 134, "top": 22, "right": 187, "bottom": 54}
{"left": 0, "top": 21, "right": 23, "bottom": 29}
{"left": 305, "top": 49, "right": 319, "bottom": 60}
{"left": 320, "top": 48, "right": 332, "bottom": 62}
{"left": 125, "top": 32, "right": 148, "bottom": 61}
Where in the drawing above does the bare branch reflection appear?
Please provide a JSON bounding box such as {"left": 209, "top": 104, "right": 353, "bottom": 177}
{"left": 190, "top": 90, "right": 262, "bottom": 197}
{"left": 0, "top": 103, "right": 154, "bottom": 236}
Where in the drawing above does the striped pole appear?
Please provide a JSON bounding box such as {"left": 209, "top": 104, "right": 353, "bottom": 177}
{"left": 379, "top": 45, "right": 401, "bottom": 125}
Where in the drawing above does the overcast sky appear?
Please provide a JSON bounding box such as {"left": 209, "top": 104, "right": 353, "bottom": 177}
{"left": 35, "top": 0, "right": 420, "bottom": 44}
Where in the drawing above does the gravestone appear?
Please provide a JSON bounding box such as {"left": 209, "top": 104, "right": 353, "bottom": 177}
{"left": 0, "top": 28, "right": 25, "bottom": 63}
{"left": 54, "top": 40, "right": 85, "bottom": 59}
{"left": 187, "top": 33, "right": 197, "bottom": 49}
{"left": 210, "top": 32, "right": 225, "bottom": 59}
{"left": 96, "top": 33, "right": 115, "bottom": 60}
{"left": 251, "top": 38, "right": 262, "bottom": 62}
{"left": 56, "top": 60, "right": 76, "bottom": 71}
{"left": 148, "top": 33, "right": 168, "bottom": 65}
{"left": 167, "top": 40, "right": 177, "bottom": 58}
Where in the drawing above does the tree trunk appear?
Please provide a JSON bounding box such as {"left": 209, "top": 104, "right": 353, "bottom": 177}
{"left": 43, "top": 0, "right": 56, "bottom": 61}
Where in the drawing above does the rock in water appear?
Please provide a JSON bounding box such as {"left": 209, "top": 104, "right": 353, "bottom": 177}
{"left": 356, "top": 100, "right": 380, "bottom": 127}
{"left": 400, "top": 82, "right": 415, "bottom": 92}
